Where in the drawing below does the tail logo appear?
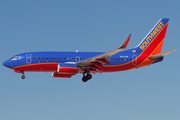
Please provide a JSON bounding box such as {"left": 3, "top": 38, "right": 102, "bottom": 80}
{"left": 139, "top": 21, "right": 165, "bottom": 50}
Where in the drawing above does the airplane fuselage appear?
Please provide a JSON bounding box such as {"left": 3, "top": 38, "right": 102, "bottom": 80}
{"left": 3, "top": 48, "right": 162, "bottom": 74}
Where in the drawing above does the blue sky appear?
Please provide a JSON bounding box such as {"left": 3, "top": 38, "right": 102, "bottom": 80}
{"left": 0, "top": 0, "right": 179, "bottom": 120}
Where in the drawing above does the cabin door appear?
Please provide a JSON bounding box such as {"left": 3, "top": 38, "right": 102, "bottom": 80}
{"left": 76, "top": 56, "right": 80, "bottom": 63}
{"left": 26, "top": 53, "right": 32, "bottom": 64}
{"left": 132, "top": 55, "right": 137, "bottom": 65}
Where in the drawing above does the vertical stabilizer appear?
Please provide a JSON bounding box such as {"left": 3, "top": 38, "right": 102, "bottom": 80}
{"left": 136, "top": 18, "right": 169, "bottom": 55}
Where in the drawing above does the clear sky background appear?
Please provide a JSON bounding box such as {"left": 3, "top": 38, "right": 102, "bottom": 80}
{"left": 0, "top": 0, "right": 179, "bottom": 120}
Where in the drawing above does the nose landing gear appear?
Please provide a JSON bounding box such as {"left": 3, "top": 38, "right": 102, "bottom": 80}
{"left": 14, "top": 70, "right": 25, "bottom": 79}
{"left": 21, "top": 73, "right": 25, "bottom": 79}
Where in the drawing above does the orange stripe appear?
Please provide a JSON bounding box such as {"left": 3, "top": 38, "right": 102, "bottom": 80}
{"left": 134, "top": 39, "right": 164, "bottom": 68}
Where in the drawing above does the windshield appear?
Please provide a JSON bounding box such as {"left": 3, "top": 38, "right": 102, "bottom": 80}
{"left": 11, "top": 56, "right": 20, "bottom": 60}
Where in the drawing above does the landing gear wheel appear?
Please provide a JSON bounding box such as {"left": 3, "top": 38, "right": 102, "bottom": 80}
{"left": 82, "top": 73, "right": 92, "bottom": 82}
{"left": 21, "top": 75, "right": 25, "bottom": 79}
{"left": 86, "top": 74, "right": 92, "bottom": 80}
{"left": 82, "top": 76, "right": 88, "bottom": 82}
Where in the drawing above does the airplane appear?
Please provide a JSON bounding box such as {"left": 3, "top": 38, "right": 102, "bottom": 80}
{"left": 3, "top": 18, "right": 176, "bottom": 82}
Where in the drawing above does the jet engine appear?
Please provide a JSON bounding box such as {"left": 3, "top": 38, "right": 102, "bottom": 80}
{"left": 57, "top": 63, "right": 78, "bottom": 74}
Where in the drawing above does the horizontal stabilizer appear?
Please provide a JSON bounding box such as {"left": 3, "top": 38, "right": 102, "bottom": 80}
{"left": 148, "top": 49, "right": 176, "bottom": 59}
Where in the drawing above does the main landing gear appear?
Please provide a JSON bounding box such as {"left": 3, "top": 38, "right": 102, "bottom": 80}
{"left": 82, "top": 71, "right": 92, "bottom": 82}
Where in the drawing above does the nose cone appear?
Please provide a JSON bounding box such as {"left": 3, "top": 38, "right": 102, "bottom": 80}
{"left": 3, "top": 60, "right": 12, "bottom": 68}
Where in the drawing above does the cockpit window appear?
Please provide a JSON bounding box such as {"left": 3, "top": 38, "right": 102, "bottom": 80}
{"left": 11, "top": 56, "right": 20, "bottom": 60}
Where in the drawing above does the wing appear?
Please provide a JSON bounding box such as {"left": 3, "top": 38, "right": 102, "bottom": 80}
{"left": 77, "top": 34, "right": 131, "bottom": 69}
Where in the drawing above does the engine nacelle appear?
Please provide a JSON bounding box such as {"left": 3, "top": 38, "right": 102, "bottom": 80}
{"left": 52, "top": 72, "right": 72, "bottom": 78}
{"left": 57, "top": 63, "right": 78, "bottom": 74}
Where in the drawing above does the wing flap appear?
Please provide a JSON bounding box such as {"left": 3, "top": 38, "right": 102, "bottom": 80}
{"left": 96, "top": 59, "right": 110, "bottom": 65}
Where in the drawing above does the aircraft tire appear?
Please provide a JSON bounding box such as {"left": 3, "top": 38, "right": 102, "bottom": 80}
{"left": 82, "top": 76, "right": 88, "bottom": 82}
{"left": 21, "top": 75, "right": 25, "bottom": 79}
{"left": 86, "top": 74, "right": 92, "bottom": 80}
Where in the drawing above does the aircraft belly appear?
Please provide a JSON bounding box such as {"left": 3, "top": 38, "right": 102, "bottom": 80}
{"left": 13, "top": 63, "right": 58, "bottom": 72}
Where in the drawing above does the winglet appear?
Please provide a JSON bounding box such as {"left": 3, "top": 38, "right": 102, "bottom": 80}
{"left": 148, "top": 49, "right": 176, "bottom": 59}
{"left": 119, "top": 34, "right": 131, "bottom": 49}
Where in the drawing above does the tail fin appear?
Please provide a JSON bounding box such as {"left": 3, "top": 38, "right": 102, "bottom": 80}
{"left": 136, "top": 18, "right": 169, "bottom": 55}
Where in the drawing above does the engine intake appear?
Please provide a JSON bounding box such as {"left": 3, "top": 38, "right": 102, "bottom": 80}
{"left": 57, "top": 63, "right": 78, "bottom": 74}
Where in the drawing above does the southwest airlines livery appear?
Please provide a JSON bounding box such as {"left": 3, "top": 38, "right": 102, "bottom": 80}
{"left": 3, "top": 18, "right": 176, "bottom": 82}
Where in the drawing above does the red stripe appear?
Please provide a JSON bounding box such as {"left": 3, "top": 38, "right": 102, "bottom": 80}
{"left": 13, "top": 63, "right": 58, "bottom": 72}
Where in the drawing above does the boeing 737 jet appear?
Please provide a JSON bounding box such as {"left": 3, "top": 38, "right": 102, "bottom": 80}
{"left": 3, "top": 18, "right": 176, "bottom": 82}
